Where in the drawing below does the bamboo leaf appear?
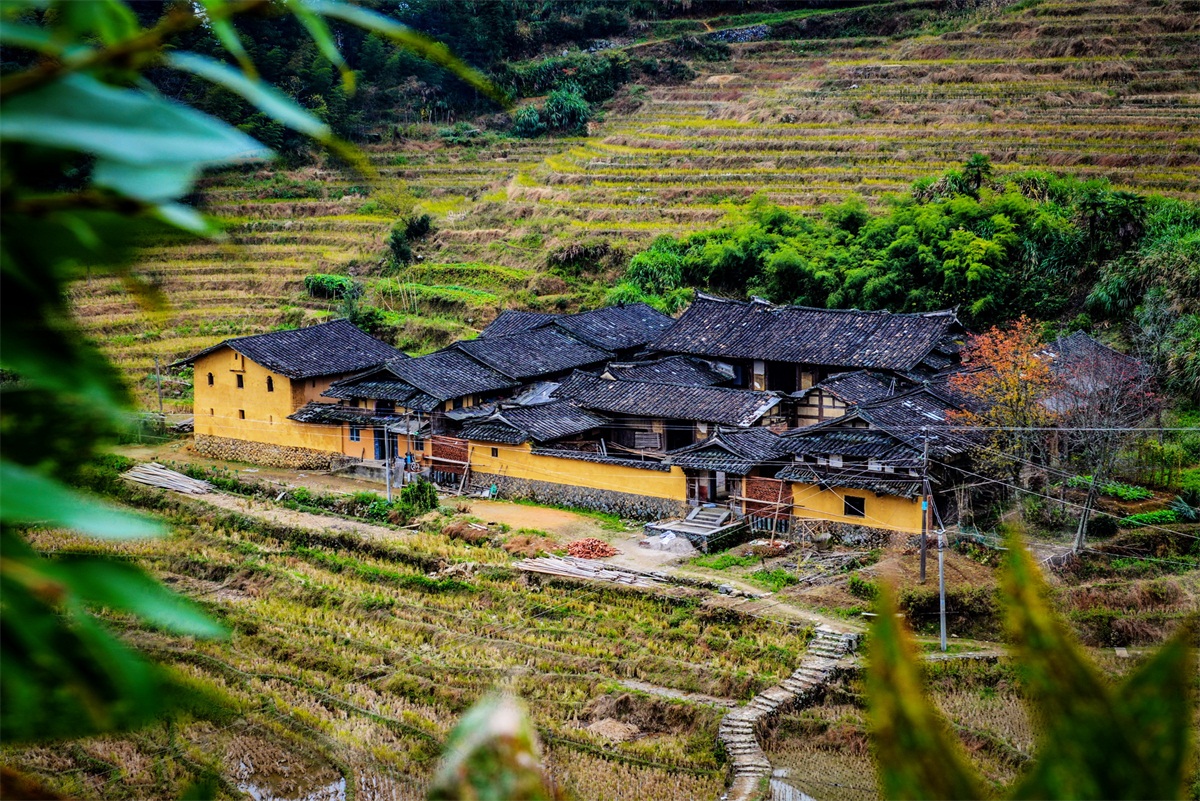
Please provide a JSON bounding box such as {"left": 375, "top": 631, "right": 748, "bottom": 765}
{"left": 288, "top": 0, "right": 355, "bottom": 93}
{"left": 196, "top": 0, "right": 257, "bottom": 77}
{"left": 866, "top": 585, "right": 985, "bottom": 801}
{"left": 0, "top": 73, "right": 271, "bottom": 167}
{"left": 303, "top": 0, "right": 508, "bottom": 107}
{"left": 55, "top": 558, "right": 227, "bottom": 638}
{"left": 0, "top": 460, "right": 164, "bottom": 539}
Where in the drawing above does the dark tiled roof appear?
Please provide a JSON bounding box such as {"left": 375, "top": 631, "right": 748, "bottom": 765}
{"left": 462, "top": 401, "right": 608, "bottom": 445}
{"left": 667, "top": 427, "right": 788, "bottom": 475}
{"left": 554, "top": 372, "right": 780, "bottom": 427}
{"left": 797, "top": 370, "right": 909, "bottom": 404}
{"left": 550, "top": 303, "right": 675, "bottom": 352}
{"left": 775, "top": 462, "right": 924, "bottom": 499}
{"left": 455, "top": 327, "right": 611, "bottom": 381}
{"left": 174, "top": 319, "right": 406, "bottom": 380}
{"left": 459, "top": 420, "right": 529, "bottom": 445}
{"left": 781, "top": 427, "right": 920, "bottom": 463}
{"left": 478, "top": 310, "right": 556, "bottom": 338}
{"left": 605, "top": 355, "right": 734, "bottom": 387}
{"left": 389, "top": 350, "right": 518, "bottom": 401}
{"left": 323, "top": 379, "right": 419, "bottom": 402}
{"left": 652, "top": 294, "right": 958, "bottom": 371}
{"left": 288, "top": 402, "right": 398, "bottom": 426}
{"left": 530, "top": 448, "right": 673, "bottom": 472}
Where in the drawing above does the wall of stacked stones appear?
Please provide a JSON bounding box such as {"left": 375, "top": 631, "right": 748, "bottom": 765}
{"left": 193, "top": 434, "right": 336, "bottom": 470}
{"left": 472, "top": 472, "right": 689, "bottom": 521}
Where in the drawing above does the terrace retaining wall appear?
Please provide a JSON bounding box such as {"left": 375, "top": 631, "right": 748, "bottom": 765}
{"left": 470, "top": 472, "right": 689, "bottom": 521}
{"left": 193, "top": 434, "right": 337, "bottom": 470}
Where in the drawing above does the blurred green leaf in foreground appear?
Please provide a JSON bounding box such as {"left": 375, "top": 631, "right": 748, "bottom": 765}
{"left": 867, "top": 528, "right": 1196, "bottom": 800}
{"left": 0, "top": 0, "right": 499, "bottom": 747}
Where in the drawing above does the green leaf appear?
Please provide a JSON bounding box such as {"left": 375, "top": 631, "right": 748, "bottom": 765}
{"left": 196, "top": 0, "right": 257, "bottom": 77}
{"left": 0, "top": 19, "right": 65, "bottom": 54}
{"left": 288, "top": 0, "right": 355, "bottom": 93}
{"left": 0, "top": 460, "right": 164, "bottom": 539}
{"left": 152, "top": 202, "right": 221, "bottom": 237}
{"left": 55, "top": 558, "right": 227, "bottom": 638}
{"left": 92, "top": 159, "right": 200, "bottom": 203}
{"left": 429, "top": 693, "right": 555, "bottom": 800}
{"left": 165, "top": 52, "right": 330, "bottom": 140}
{"left": 302, "top": 0, "right": 507, "bottom": 107}
{"left": 56, "top": 0, "right": 138, "bottom": 46}
{"left": 866, "top": 586, "right": 985, "bottom": 801}
{"left": 0, "top": 73, "right": 271, "bottom": 167}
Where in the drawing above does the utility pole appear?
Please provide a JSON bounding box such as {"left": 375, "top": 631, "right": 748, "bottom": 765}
{"left": 154, "top": 356, "right": 164, "bottom": 433}
{"left": 384, "top": 424, "right": 393, "bottom": 503}
{"left": 920, "top": 426, "right": 928, "bottom": 583}
{"left": 938, "top": 531, "right": 947, "bottom": 652}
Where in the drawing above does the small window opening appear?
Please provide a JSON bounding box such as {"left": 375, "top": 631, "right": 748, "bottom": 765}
{"left": 238, "top": 409, "right": 245, "bottom": 420}
{"left": 312, "top": 379, "right": 317, "bottom": 388}
{"left": 843, "top": 496, "right": 866, "bottom": 518}
{"left": 491, "top": 447, "right": 499, "bottom": 458}
{"left": 453, "top": 397, "right": 464, "bottom": 410}
{"left": 236, "top": 374, "right": 244, "bottom": 389}
{"left": 207, "top": 372, "right": 214, "bottom": 386}
{"left": 414, "top": 436, "right": 425, "bottom": 452}
{"left": 209, "top": 408, "right": 214, "bottom": 416}
{"left": 266, "top": 376, "right": 274, "bottom": 392}
{"left": 350, "top": 426, "right": 361, "bottom": 442}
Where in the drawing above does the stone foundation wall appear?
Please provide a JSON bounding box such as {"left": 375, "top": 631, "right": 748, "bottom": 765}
{"left": 471, "top": 472, "right": 689, "bottom": 521}
{"left": 194, "top": 434, "right": 338, "bottom": 470}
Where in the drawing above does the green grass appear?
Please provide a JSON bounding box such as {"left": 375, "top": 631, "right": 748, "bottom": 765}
{"left": 691, "top": 552, "right": 759, "bottom": 570}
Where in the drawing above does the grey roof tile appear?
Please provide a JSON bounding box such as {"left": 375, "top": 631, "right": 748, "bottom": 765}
{"left": 554, "top": 372, "right": 780, "bottom": 427}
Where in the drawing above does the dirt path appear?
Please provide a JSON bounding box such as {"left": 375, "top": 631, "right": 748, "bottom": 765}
{"left": 198, "top": 491, "right": 409, "bottom": 542}
{"left": 616, "top": 679, "right": 736, "bottom": 708}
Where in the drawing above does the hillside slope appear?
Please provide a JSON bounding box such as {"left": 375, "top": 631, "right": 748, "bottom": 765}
{"left": 73, "top": 0, "right": 1200, "bottom": 410}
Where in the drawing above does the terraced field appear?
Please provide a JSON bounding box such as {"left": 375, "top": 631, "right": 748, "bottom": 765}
{"left": 6, "top": 470, "right": 821, "bottom": 799}
{"left": 77, "top": 0, "right": 1200, "bottom": 408}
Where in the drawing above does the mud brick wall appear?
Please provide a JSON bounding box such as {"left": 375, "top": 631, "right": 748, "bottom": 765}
{"left": 743, "top": 476, "right": 791, "bottom": 520}
{"left": 431, "top": 435, "right": 468, "bottom": 475}
{"left": 471, "top": 473, "right": 689, "bottom": 522}
{"left": 194, "top": 434, "right": 336, "bottom": 470}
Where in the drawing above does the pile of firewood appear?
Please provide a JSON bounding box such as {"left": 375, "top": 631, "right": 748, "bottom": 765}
{"left": 121, "top": 462, "right": 213, "bottom": 494}
{"left": 567, "top": 538, "right": 619, "bottom": 559}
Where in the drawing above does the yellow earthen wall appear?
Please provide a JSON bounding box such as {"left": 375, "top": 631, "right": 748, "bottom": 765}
{"left": 791, "top": 482, "right": 923, "bottom": 533}
{"left": 466, "top": 442, "right": 688, "bottom": 500}
{"left": 192, "top": 347, "right": 343, "bottom": 453}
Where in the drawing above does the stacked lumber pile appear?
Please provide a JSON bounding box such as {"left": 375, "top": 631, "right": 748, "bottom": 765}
{"left": 515, "top": 556, "right": 664, "bottom": 588}
{"left": 121, "top": 462, "right": 213, "bottom": 494}
{"left": 566, "top": 538, "right": 619, "bottom": 558}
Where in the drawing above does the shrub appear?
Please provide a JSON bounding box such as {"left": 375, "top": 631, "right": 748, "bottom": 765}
{"left": 399, "top": 478, "right": 439, "bottom": 514}
{"left": 511, "top": 105, "right": 546, "bottom": 138}
{"left": 304, "top": 273, "right": 357, "bottom": 300}
{"left": 848, "top": 574, "right": 880, "bottom": 601}
{"left": 387, "top": 222, "right": 413, "bottom": 265}
{"left": 543, "top": 84, "right": 591, "bottom": 133}
{"left": 1067, "top": 475, "right": 1154, "bottom": 501}
{"left": 404, "top": 213, "right": 434, "bottom": 240}
{"left": 1119, "top": 509, "right": 1179, "bottom": 527}
{"left": 749, "top": 568, "right": 798, "bottom": 593}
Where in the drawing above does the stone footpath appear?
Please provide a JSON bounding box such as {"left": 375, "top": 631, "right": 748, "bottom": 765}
{"left": 718, "top": 625, "right": 860, "bottom": 801}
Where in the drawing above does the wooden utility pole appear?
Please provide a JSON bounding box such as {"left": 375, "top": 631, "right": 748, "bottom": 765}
{"left": 919, "top": 426, "right": 928, "bottom": 583}
{"left": 154, "top": 356, "right": 164, "bottom": 433}
{"left": 385, "top": 424, "right": 393, "bottom": 503}
{"left": 938, "top": 531, "right": 947, "bottom": 652}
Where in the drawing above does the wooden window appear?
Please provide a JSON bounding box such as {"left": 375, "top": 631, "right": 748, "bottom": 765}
{"left": 844, "top": 496, "right": 866, "bottom": 517}
{"left": 236, "top": 374, "right": 244, "bottom": 389}
{"left": 491, "top": 447, "right": 499, "bottom": 458}
{"left": 206, "top": 372, "right": 214, "bottom": 386}
{"left": 414, "top": 436, "right": 425, "bottom": 452}
{"left": 238, "top": 409, "right": 245, "bottom": 420}
{"left": 453, "top": 397, "right": 464, "bottom": 410}
{"left": 349, "top": 426, "right": 361, "bottom": 442}
{"left": 266, "top": 376, "right": 274, "bottom": 392}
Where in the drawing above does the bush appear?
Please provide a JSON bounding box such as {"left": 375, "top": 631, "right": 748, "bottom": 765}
{"left": 1119, "top": 509, "right": 1179, "bottom": 527}
{"left": 404, "top": 213, "right": 434, "bottom": 240}
{"left": 848, "top": 574, "right": 880, "bottom": 601}
{"left": 1067, "top": 475, "right": 1154, "bottom": 501}
{"left": 304, "top": 273, "right": 357, "bottom": 300}
{"left": 511, "top": 105, "right": 546, "bottom": 138}
{"left": 387, "top": 222, "right": 413, "bottom": 265}
{"left": 543, "top": 84, "right": 591, "bottom": 133}
{"left": 399, "top": 478, "right": 439, "bottom": 514}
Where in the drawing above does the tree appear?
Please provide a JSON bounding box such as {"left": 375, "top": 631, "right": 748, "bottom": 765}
{"left": 962, "top": 152, "right": 992, "bottom": 193}
{"left": 949, "top": 317, "right": 1061, "bottom": 490}
{"left": 1046, "top": 336, "right": 1158, "bottom": 551}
